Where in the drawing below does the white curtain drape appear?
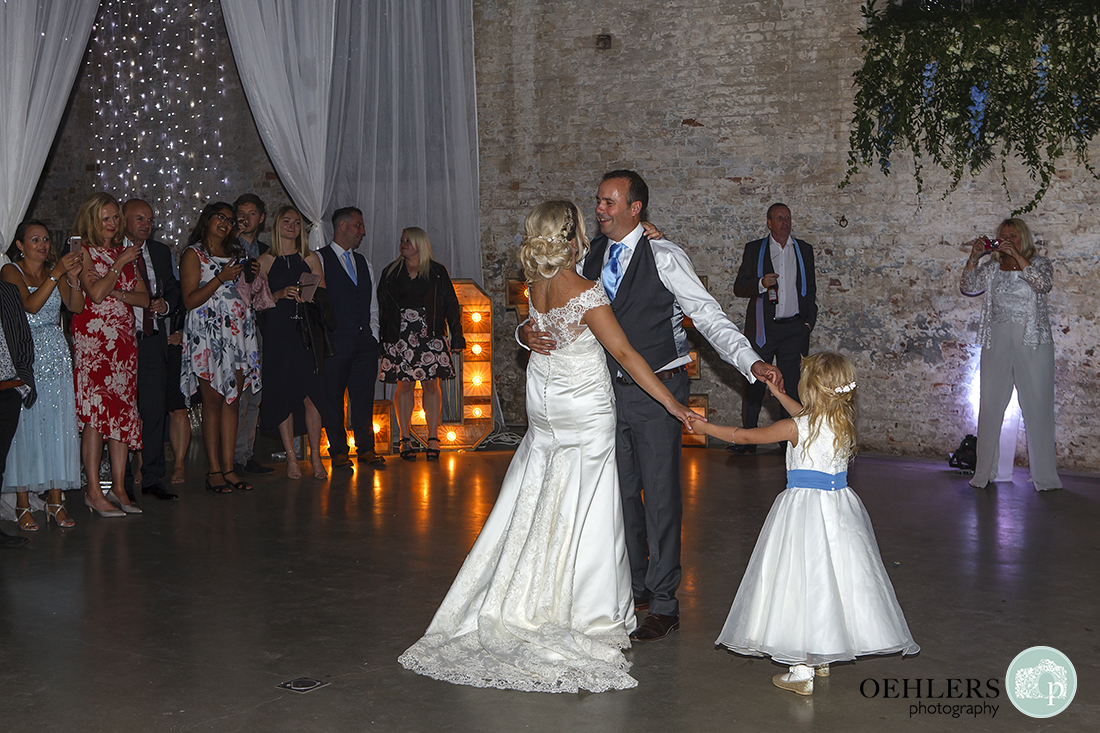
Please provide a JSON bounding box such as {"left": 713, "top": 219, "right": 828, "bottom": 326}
{"left": 0, "top": 1, "right": 101, "bottom": 255}
{"left": 220, "top": 0, "right": 337, "bottom": 252}
{"left": 221, "top": 0, "right": 481, "bottom": 282}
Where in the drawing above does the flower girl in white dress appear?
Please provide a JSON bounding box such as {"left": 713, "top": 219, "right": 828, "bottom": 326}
{"left": 399, "top": 200, "right": 696, "bottom": 693}
{"left": 691, "top": 352, "right": 918, "bottom": 695}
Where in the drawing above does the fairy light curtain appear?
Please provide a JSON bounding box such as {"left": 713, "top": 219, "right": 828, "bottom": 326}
{"left": 0, "top": 1, "right": 100, "bottom": 255}
{"left": 221, "top": 0, "right": 481, "bottom": 282}
{"left": 90, "top": 0, "right": 230, "bottom": 249}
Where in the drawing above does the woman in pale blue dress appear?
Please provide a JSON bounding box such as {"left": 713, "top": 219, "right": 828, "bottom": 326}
{"left": 0, "top": 221, "right": 85, "bottom": 530}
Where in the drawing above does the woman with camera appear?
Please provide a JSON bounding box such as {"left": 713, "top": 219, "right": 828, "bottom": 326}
{"left": 180, "top": 202, "right": 260, "bottom": 494}
{"left": 961, "top": 217, "right": 1061, "bottom": 491}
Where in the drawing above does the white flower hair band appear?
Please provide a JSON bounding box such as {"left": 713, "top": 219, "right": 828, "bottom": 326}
{"left": 833, "top": 381, "right": 856, "bottom": 394}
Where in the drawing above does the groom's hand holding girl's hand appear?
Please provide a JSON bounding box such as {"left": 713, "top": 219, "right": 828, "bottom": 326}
{"left": 751, "top": 361, "right": 784, "bottom": 392}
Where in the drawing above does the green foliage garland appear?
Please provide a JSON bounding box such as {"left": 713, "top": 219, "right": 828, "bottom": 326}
{"left": 842, "top": 0, "right": 1100, "bottom": 213}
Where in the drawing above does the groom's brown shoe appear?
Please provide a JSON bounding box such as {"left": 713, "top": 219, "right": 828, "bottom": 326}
{"left": 629, "top": 613, "right": 680, "bottom": 642}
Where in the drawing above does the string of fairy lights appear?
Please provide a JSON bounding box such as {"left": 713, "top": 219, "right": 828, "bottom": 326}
{"left": 90, "top": 0, "right": 228, "bottom": 248}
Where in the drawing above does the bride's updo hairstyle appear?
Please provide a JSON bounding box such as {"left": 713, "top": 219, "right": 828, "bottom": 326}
{"left": 519, "top": 200, "right": 588, "bottom": 282}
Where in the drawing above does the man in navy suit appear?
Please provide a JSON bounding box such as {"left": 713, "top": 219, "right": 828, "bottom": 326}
{"left": 318, "top": 207, "right": 384, "bottom": 468}
{"left": 123, "top": 199, "right": 184, "bottom": 500}
{"left": 731, "top": 203, "right": 817, "bottom": 452}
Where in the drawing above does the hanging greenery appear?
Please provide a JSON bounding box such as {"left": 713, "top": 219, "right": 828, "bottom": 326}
{"left": 841, "top": 0, "right": 1100, "bottom": 213}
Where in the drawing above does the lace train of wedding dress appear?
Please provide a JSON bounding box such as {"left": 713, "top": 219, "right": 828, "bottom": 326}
{"left": 399, "top": 284, "right": 638, "bottom": 693}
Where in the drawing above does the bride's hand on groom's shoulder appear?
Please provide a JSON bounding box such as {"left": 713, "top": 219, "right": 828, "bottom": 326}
{"left": 641, "top": 221, "right": 664, "bottom": 241}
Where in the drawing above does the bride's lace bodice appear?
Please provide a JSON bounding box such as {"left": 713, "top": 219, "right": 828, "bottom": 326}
{"left": 530, "top": 282, "right": 610, "bottom": 348}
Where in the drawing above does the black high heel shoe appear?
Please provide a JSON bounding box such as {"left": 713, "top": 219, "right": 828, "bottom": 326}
{"left": 399, "top": 438, "right": 417, "bottom": 461}
{"left": 425, "top": 438, "right": 441, "bottom": 461}
{"left": 205, "top": 471, "right": 232, "bottom": 494}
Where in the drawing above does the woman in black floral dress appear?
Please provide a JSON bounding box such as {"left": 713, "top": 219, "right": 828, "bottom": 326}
{"left": 377, "top": 227, "right": 464, "bottom": 460}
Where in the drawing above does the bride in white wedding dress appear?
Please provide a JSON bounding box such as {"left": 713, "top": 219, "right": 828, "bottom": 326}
{"left": 398, "top": 200, "right": 696, "bottom": 693}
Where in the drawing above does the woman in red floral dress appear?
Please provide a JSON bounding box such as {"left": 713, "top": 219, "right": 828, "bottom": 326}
{"left": 71, "top": 193, "right": 149, "bottom": 518}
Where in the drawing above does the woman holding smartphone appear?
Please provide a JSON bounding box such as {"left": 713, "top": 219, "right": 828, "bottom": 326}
{"left": 71, "top": 193, "right": 149, "bottom": 517}
{"left": 180, "top": 202, "right": 260, "bottom": 494}
{"left": 1, "top": 221, "right": 84, "bottom": 529}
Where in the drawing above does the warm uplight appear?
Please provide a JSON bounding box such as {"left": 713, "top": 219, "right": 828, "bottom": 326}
{"left": 471, "top": 343, "right": 482, "bottom": 355}
{"left": 472, "top": 407, "right": 482, "bottom": 418}
{"left": 418, "top": 410, "right": 426, "bottom": 420}
{"left": 471, "top": 312, "right": 482, "bottom": 322}
{"left": 446, "top": 430, "right": 457, "bottom": 441}
{"left": 373, "top": 422, "right": 381, "bottom": 433}
{"left": 471, "top": 376, "right": 482, "bottom": 386}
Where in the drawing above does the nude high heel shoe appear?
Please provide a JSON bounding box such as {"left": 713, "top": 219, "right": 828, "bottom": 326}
{"left": 84, "top": 494, "right": 125, "bottom": 518}
{"left": 105, "top": 491, "right": 142, "bottom": 514}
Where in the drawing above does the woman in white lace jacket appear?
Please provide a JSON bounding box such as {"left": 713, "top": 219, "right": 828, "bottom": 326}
{"left": 960, "top": 217, "right": 1061, "bottom": 491}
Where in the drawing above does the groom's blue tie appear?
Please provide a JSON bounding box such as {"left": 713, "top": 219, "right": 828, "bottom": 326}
{"left": 602, "top": 241, "right": 627, "bottom": 300}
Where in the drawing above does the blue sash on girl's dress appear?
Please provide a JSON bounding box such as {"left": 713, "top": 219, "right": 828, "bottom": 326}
{"left": 786, "top": 469, "right": 848, "bottom": 491}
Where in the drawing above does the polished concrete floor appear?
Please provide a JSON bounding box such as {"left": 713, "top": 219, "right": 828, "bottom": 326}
{"left": 1, "top": 440, "right": 1097, "bottom": 732}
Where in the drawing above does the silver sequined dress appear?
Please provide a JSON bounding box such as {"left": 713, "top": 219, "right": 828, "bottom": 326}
{"left": 1, "top": 284, "right": 81, "bottom": 493}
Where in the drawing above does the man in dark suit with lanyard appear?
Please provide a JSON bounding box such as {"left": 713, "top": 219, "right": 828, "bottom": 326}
{"left": 731, "top": 203, "right": 817, "bottom": 453}
{"left": 0, "top": 279, "right": 36, "bottom": 546}
{"left": 523, "top": 170, "right": 782, "bottom": 641}
{"left": 123, "top": 199, "right": 183, "bottom": 500}
{"left": 318, "top": 206, "right": 385, "bottom": 468}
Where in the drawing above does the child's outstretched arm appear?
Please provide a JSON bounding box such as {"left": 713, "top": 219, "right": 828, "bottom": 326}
{"left": 690, "top": 415, "right": 798, "bottom": 447}
{"left": 766, "top": 379, "right": 803, "bottom": 417}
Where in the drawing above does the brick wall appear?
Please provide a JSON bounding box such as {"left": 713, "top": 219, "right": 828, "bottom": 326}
{"left": 472, "top": 0, "right": 1100, "bottom": 472}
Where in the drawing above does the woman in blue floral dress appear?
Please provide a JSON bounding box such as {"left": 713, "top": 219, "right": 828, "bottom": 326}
{"left": 181, "top": 202, "right": 260, "bottom": 493}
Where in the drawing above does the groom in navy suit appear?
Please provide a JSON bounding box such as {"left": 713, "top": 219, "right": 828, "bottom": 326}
{"left": 732, "top": 203, "right": 816, "bottom": 451}
{"left": 318, "top": 207, "right": 384, "bottom": 468}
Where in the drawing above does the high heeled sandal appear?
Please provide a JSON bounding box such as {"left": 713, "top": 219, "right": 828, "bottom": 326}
{"left": 425, "top": 438, "right": 441, "bottom": 461}
{"left": 224, "top": 472, "right": 253, "bottom": 491}
{"left": 399, "top": 438, "right": 417, "bottom": 461}
{"left": 205, "top": 471, "right": 233, "bottom": 494}
{"left": 16, "top": 507, "right": 39, "bottom": 532}
{"left": 46, "top": 503, "right": 76, "bottom": 528}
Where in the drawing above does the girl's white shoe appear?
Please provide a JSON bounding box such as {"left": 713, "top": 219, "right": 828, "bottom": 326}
{"left": 773, "top": 664, "right": 814, "bottom": 696}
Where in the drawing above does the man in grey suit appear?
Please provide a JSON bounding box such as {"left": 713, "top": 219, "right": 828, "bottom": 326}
{"left": 524, "top": 170, "right": 782, "bottom": 640}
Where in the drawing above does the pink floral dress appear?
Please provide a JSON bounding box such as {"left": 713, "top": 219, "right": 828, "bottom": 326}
{"left": 71, "top": 244, "right": 142, "bottom": 448}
